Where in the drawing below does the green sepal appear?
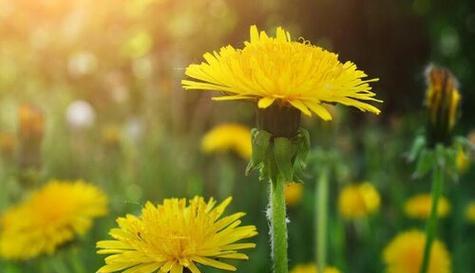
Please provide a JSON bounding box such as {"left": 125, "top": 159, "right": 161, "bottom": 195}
{"left": 413, "top": 149, "right": 435, "bottom": 178}
{"left": 246, "top": 129, "right": 272, "bottom": 176}
{"left": 408, "top": 135, "right": 426, "bottom": 162}
{"left": 292, "top": 129, "right": 311, "bottom": 182}
{"left": 246, "top": 128, "right": 310, "bottom": 183}
{"left": 435, "top": 144, "right": 459, "bottom": 182}
{"left": 412, "top": 141, "right": 464, "bottom": 182}
{"left": 273, "top": 137, "right": 296, "bottom": 182}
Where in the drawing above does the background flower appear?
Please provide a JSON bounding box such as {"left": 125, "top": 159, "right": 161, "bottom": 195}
{"left": 383, "top": 230, "right": 451, "bottom": 273}
{"left": 285, "top": 183, "right": 304, "bottom": 207}
{"left": 290, "top": 263, "right": 341, "bottom": 273}
{"left": 0, "top": 180, "right": 108, "bottom": 260}
{"left": 404, "top": 194, "right": 451, "bottom": 219}
{"left": 201, "top": 124, "right": 252, "bottom": 160}
{"left": 338, "top": 182, "right": 380, "bottom": 220}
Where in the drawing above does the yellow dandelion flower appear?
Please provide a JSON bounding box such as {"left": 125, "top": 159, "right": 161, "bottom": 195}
{"left": 290, "top": 263, "right": 341, "bottom": 273}
{"left": 0, "top": 180, "right": 108, "bottom": 260}
{"left": 383, "top": 230, "right": 451, "bottom": 273}
{"left": 404, "top": 194, "right": 450, "bottom": 220}
{"left": 285, "top": 182, "right": 304, "bottom": 207}
{"left": 201, "top": 124, "right": 252, "bottom": 160}
{"left": 182, "top": 25, "right": 381, "bottom": 121}
{"left": 97, "top": 196, "right": 257, "bottom": 273}
{"left": 465, "top": 201, "right": 475, "bottom": 223}
{"left": 455, "top": 146, "right": 470, "bottom": 174}
{"left": 338, "top": 182, "right": 380, "bottom": 220}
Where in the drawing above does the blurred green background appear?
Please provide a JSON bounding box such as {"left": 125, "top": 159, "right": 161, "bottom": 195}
{"left": 0, "top": 0, "right": 474, "bottom": 273}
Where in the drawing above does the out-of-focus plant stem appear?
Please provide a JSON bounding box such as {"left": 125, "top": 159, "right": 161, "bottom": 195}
{"left": 316, "top": 166, "right": 329, "bottom": 273}
{"left": 270, "top": 174, "right": 288, "bottom": 273}
{"left": 419, "top": 154, "right": 444, "bottom": 273}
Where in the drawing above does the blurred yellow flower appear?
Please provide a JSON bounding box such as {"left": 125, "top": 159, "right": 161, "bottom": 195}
{"left": 404, "top": 194, "right": 450, "bottom": 220}
{"left": 383, "top": 230, "right": 451, "bottom": 273}
{"left": 290, "top": 263, "right": 341, "bottom": 273}
{"left": 465, "top": 201, "right": 475, "bottom": 223}
{"left": 455, "top": 146, "right": 470, "bottom": 174}
{"left": 97, "top": 196, "right": 257, "bottom": 273}
{"left": 338, "top": 182, "right": 380, "bottom": 220}
{"left": 182, "top": 25, "right": 381, "bottom": 120}
{"left": 285, "top": 182, "right": 304, "bottom": 207}
{"left": 201, "top": 123, "right": 252, "bottom": 160}
{"left": 0, "top": 180, "right": 108, "bottom": 260}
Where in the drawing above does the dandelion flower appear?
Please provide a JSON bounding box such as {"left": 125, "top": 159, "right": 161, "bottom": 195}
{"left": 338, "top": 182, "right": 380, "bottom": 220}
{"left": 404, "top": 194, "right": 450, "bottom": 220}
{"left": 182, "top": 25, "right": 381, "bottom": 121}
{"left": 285, "top": 183, "right": 304, "bottom": 207}
{"left": 465, "top": 201, "right": 475, "bottom": 223}
{"left": 0, "top": 180, "right": 108, "bottom": 260}
{"left": 97, "top": 196, "right": 257, "bottom": 273}
{"left": 383, "top": 230, "right": 451, "bottom": 273}
{"left": 201, "top": 124, "right": 252, "bottom": 160}
{"left": 290, "top": 263, "right": 341, "bottom": 273}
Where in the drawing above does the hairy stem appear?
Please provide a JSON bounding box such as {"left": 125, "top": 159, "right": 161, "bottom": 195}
{"left": 270, "top": 175, "right": 288, "bottom": 273}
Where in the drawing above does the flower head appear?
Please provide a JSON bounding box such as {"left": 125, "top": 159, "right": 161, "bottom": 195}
{"left": 465, "top": 201, "right": 475, "bottom": 223}
{"left": 182, "top": 25, "right": 381, "bottom": 121}
{"left": 338, "top": 182, "right": 380, "bottom": 220}
{"left": 0, "top": 180, "right": 108, "bottom": 260}
{"left": 285, "top": 182, "right": 304, "bottom": 207}
{"left": 97, "top": 196, "right": 257, "bottom": 273}
{"left": 383, "top": 230, "right": 451, "bottom": 273}
{"left": 201, "top": 124, "right": 252, "bottom": 160}
{"left": 404, "top": 194, "right": 450, "bottom": 220}
{"left": 290, "top": 263, "right": 341, "bottom": 273}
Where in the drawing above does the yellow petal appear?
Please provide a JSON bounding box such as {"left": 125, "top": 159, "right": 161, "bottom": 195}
{"left": 258, "top": 97, "right": 275, "bottom": 108}
{"left": 289, "top": 100, "right": 311, "bottom": 116}
{"left": 306, "top": 101, "right": 332, "bottom": 121}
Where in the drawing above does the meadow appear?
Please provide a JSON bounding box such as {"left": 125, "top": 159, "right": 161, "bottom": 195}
{"left": 0, "top": 1, "right": 474, "bottom": 273}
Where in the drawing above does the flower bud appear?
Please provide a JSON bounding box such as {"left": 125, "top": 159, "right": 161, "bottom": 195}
{"left": 425, "top": 65, "right": 461, "bottom": 146}
{"left": 17, "top": 103, "right": 44, "bottom": 175}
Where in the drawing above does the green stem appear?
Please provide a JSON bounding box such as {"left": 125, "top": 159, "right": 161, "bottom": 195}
{"left": 419, "top": 161, "right": 444, "bottom": 273}
{"left": 270, "top": 175, "right": 288, "bottom": 273}
{"left": 316, "top": 167, "right": 329, "bottom": 272}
